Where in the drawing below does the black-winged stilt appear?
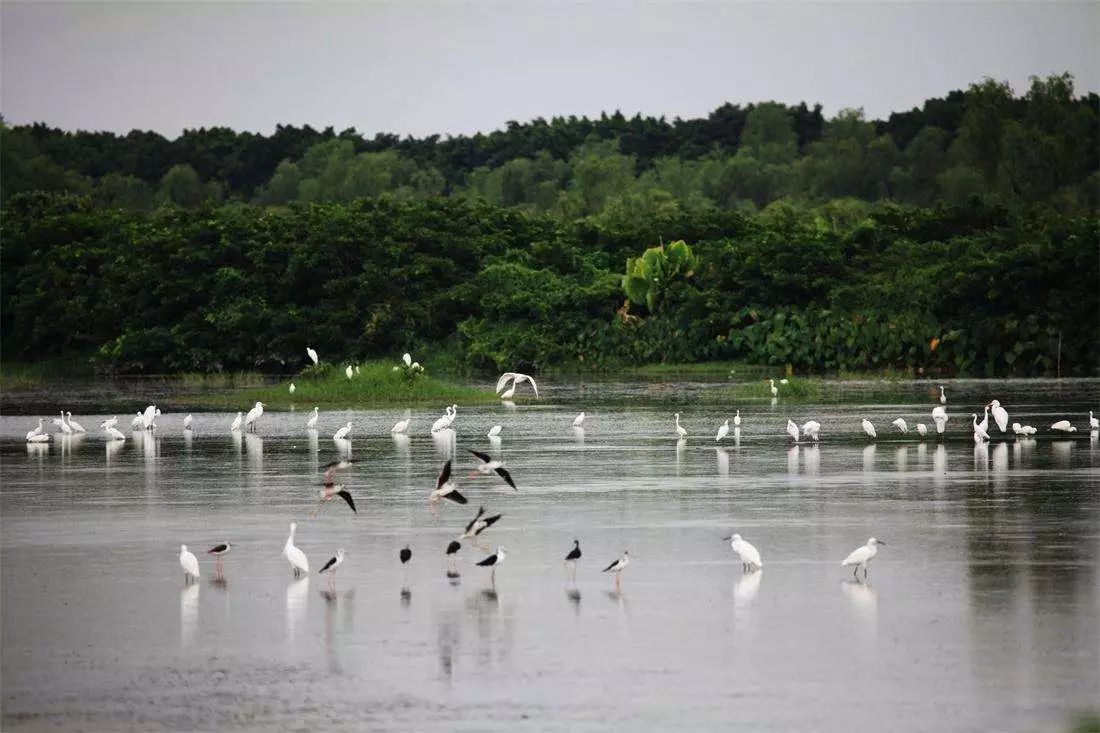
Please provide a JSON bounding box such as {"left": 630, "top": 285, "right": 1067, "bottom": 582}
{"left": 429, "top": 460, "right": 467, "bottom": 509}
{"left": 476, "top": 546, "right": 507, "bottom": 586}
{"left": 602, "top": 551, "right": 630, "bottom": 590}
{"left": 467, "top": 449, "right": 517, "bottom": 490}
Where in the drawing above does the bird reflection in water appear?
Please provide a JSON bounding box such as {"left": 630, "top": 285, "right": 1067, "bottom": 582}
{"left": 786, "top": 445, "right": 799, "bottom": 476}
{"left": 565, "top": 588, "right": 581, "bottom": 615}
{"left": 285, "top": 576, "right": 309, "bottom": 643}
{"left": 734, "top": 569, "right": 762, "bottom": 609}
{"left": 180, "top": 583, "right": 199, "bottom": 649}
{"left": 572, "top": 426, "right": 585, "bottom": 445}
{"left": 841, "top": 578, "right": 878, "bottom": 637}
{"left": 401, "top": 588, "right": 412, "bottom": 607}
{"left": 716, "top": 448, "right": 729, "bottom": 477}
{"left": 862, "top": 444, "right": 876, "bottom": 474}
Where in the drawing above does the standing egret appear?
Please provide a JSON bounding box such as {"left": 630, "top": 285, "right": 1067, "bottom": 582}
{"left": 179, "top": 545, "right": 200, "bottom": 583}
{"left": 183, "top": 414, "right": 193, "bottom": 430}
{"left": 1051, "top": 420, "right": 1077, "bottom": 433}
{"left": 284, "top": 523, "right": 309, "bottom": 577}
{"left": 105, "top": 426, "right": 126, "bottom": 441}
{"left": 603, "top": 551, "right": 630, "bottom": 590}
{"left": 140, "top": 405, "right": 159, "bottom": 430}
{"left": 891, "top": 418, "right": 908, "bottom": 434}
{"left": 391, "top": 414, "right": 410, "bottom": 434}
{"left": 306, "top": 346, "right": 319, "bottom": 365}
{"left": 355, "top": 365, "right": 360, "bottom": 375}
{"left": 801, "top": 420, "right": 821, "bottom": 442}
{"left": 345, "top": 365, "right": 353, "bottom": 379}
{"left": 785, "top": 419, "right": 800, "bottom": 443}
{"left": 443, "top": 404, "right": 458, "bottom": 429}
{"left": 972, "top": 414, "right": 990, "bottom": 442}
{"left": 769, "top": 379, "right": 778, "bottom": 398}
{"left": 243, "top": 402, "right": 265, "bottom": 433}
{"left": 915, "top": 423, "right": 927, "bottom": 438}
{"left": 487, "top": 425, "right": 502, "bottom": 439}
{"left": 674, "top": 413, "right": 688, "bottom": 439}
{"left": 573, "top": 412, "right": 586, "bottom": 428}
{"left": 306, "top": 407, "right": 319, "bottom": 430}
{"left": 57, "top": 411, "right": 73, "bottom": 435}
{"left": 230, "top": 412, "right": 243, "bottom": 432}
{"left": 431, "top": 406, "right": 454, "bottom": 433}
{"left": 25, "top": 418, "right": 45, "bottom": 440}
{"left": 932, "top": 406, "right": 948, "bottom": 435}
{"left": 722, "top": 533, "right": 763, "bottom": 572}
{"left": 130, "top": 412, "right": 143, "bottom": 429}
{"left": 333, "top": 422, "right": 352, "bottom": 441}
{"left": 716, "top": 419, "right": 729, "bottom": 442}
{"left": 861, "top": 419, "right": 877, "bottom": 439}
{"left": 289, "top": 382, "right": 296, "bottom": 395}
{"left": 977, "top": 405, "right": 989, "bottom": 434}
{"left": 841, "top": 537, "right": 883, "bottom": 579}
{"left": 939, "top": 386, "right": 946, "bottom": 404}
{"left": 1089, "top": 411, "right": 1098, "bottom": 430}
{"left": 99, "top": 416, "right": 118, "bottom": 430}
{"left": 989, "top": 400, "right": 1009, "bottom": 433}
{"left": 733, "top": 410, "right": 741, "bottom": 428}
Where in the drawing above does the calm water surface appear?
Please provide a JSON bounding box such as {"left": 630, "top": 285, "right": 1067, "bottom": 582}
{"left": 2, "top": 383, "right": 1098, "bottom": 731}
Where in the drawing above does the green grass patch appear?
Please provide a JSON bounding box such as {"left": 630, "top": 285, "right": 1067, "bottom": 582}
{"left": 185, "top": 360, "right": 497, "bottom": 409}
{"left": 0, "top": 359, "right": 93, "bottom": 390}
{"left": 722, "top": 376, "right": 823, "bottom": 402}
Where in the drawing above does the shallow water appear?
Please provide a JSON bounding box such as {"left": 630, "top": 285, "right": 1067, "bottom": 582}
{"left": 2, "top": 387, "right": 1099, "bottom": 731}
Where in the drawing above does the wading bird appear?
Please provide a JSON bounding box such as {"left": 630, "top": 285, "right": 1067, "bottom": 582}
{"left": 932, "top": 406, "right": 948, "bottom": 435}
{"left": 861, "top": 419, "right": 877, "bottom": 439}
{"left": 939, "top": 386, "right": 946, "bottom": 404}
{"left": 66, "top": 412, "right": 87, "bottom": 433}
{"left": 723, "top": 533, "right": 763, "bottom": 572}
{"left": 333, "top": 422, "right": 352, "bottom": 441}
{"left": 786, "top": 420, "right": 800, "bottom": 443}
{"left": 306, "top": 346, "right": 319, "bottom": 365}
{"left": 716, "top": 419, "right": 729, "bottom": 442}
{"left": 140, "top": 405, "right": 159, "bottom": 430}
{"left": 1051, "top": 420, "right": 1077, "bottom": 433}
{"left": 131, "top": 412, "right": 143, "bottom": 430}
{"left": 284, "top": 523, "right": 309, "bottom": 577}
{"left": 989, "top": 399, "right": 1009, "bottom": 433}
{"left": 801, "top": 420, "right": 821, "bottom": 442}
{"left": 734, "top": 410, "right": 741, "bottom": 428}
{"left": 603, "top": 551, "right": 630, "bottom": 590}
{"left": 429, "top": 460, "right": 467, "bottom": 507}
{"left": 391, "top": 413, "right": 410, "bottom": 434}
{"left": 179, "top": 544, "right": 200, "bottom": 583}
{"left": 207, "top": 542, "right": 232, "bottom": 573}
{"left": 431, "top": 406, "right": 454, "bottom": 433}
{"left": 445, "top": 540, "right": 462, "bottom": 576}
{"left": 915, "top": 423, "right": 927, "bottom": 438}
{"left": 307, "top": 407, "right": 319, "bottom": 430}
{"left": 495, "top": 372, "right": 539, "bottom": 399}
{"left": 99, "top": 416, "right": 118, "bottom": 430}
{"left": 243, "top": 402, "right": 265, "bottom": 433}
{"left": 319, "top": 549, "right": 346, "bottom": 587}
{"left": 289, "top": 382, "right": 296, "bottom": 395}
{"left": 105, "top": 426, "right": 126, "bottom": 441}
{"left": 26, "top": 418, "right": 44, "bottom": 440}
{"left": 345, "top": 365, "right": 354, "bottom": 379}
{"left": 675, "top": 413, "right": 688, "bottom": 439}
{"left": 460, "top": 506, "right": 502, "bottom": 547}
{"left": 565, "top": 540, "right": 582, "bottom": 581}
{"left": 891, "top": 418, "right": 908, "bottom": 434}
{"left": 972, "top": 414, "right": 990, "bottom": 442}
{"left": 183, "top": 414, "right": 193, "bottom": 430}
{"left": 468, "top": 449, "right": 517, "bottom": 490}
{"left": 841, "top": 537, "right": 883, "bottom": 579}
{"left": 1089, "top": 411, "right": 1098, "bottom": 430}
{"left": 769, "top": 379, "right": 778, "bottom": 398}
{"left": 476, "top": 546, "right": 507, "bottom": 585}
{"left": 487, "top": 425, "right": 502, "bottom": 439}
{"left": 573, "top": 412, "right": 586, "bottom": 428}
{"left": 230, "top": 412, "right": 243, "bottom": 432}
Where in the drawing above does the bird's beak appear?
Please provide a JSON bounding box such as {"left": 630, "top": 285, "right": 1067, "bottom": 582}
{"left": 877, "top": 541, "right": 886, "bottom": 546}
{"left": 721, "top": 536, "right": 731, "bottom": 541}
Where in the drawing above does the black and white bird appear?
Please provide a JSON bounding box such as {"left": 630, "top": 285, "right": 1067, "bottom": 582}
{"left": 207, "top": 542, "right": 232, "bottom": 573}
{"left": 565, "top": 539, "right": 582, "bottom": 581}
{"left": 603, "top": 550, "right": 630, "bottom": 589}
{"left": 429, "top": 460, "right": 467, "bottom": 507}
{"left": 315, "top": 460, "right": 357, "bottom": 514}
{"left": 476, "top": 546, "right": 507, "bottom": 584}
{"left": 467, "top": 449, "right": 517, "bottom": 490}
{"left": 400, "top": 545, "right": 412, "bottom": 565}
{"left": 460, "top": 506, "right": 502, "bottom": 546}
{"left": 319, "top": 549, "right": 346, "bottom": 585}
{"left": 445, "top": 540, "right": 462, "bottom": 576}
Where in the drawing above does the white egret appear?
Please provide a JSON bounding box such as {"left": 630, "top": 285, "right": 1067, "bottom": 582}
{"left": 403, "top": 353, "right": 412, "bottom": 367}
{"left": 1021, "top": 425, "right": 1037, "bottom": 436}
{"left": 289, "top": 382, "right": 296, "bottom": 395}
{"left": 183, "top": 414, "right": 193, "bottom": 430}
{"left": 972, "top": 414, "right": 990, "bottom": 442}
{"left": 733, "top": 409, "right": 741, "bottom": 428}
{"left": 306, "top": 407, "right": 319, "bottom": 430}
{"left": 989, "top": 400, "right": 1009, "bottom": 433}
{"left": 65, "top": 412, "right": 87, "bottom": 433}
{"left": 140, "top": 405, "right": 158, "bottom": 430}
{"left": 444, "top": 404, "right": 458, "bottom": 429}
{"left": 105, "top": 426, "right": 126, "bottom": 441}
{"left": 26, "top": 418, "right": 45, "bottom": 440}
{"left": 487, "top": 425, "right": 502, "bottom": 439}
{"left": 716, "top": 419, "right": 729, "bottom": 442}
{"left": 841, "top": 537, "right": 883, "bottom": 579}
{"left": 333, "top": 422, "right": 352, "bottom": 440}
{"left": 391, "top": 414, "right": 410, "bottom": 433}
{"left": 779, "top": 378, "right": 789, "bottom": 385}
{"left": 861, "top": 419, "right": 877, "bottom": 439}
{"left": 495, "top": 372, "right": 539, "bottom": 399}
{"left": 57, "top": 411, "right": 73, "bottom": 435}
{"left": 1012, "top": 422, "right": 1024, "bottom": 436}
{"left": 1089, "top": 411, "right": 1099, "bottom": 430}
{"left": 306, "top": 346, "right": 319, "bottom": 365}
{"left": 431, "top": 405, "right": 454, "bottom": 433}
{"left": 977, "top": 405, "right": 989, "bottom": 434}
{"left": 243, "top": 401, "right": 265, "bottom": 433}
{"left": 179, "top": 544, "right": 200, "bottom": 583}
{"left": 284, "top": 523, "right": 310, "bottom": 577}
{"left": 573, "top": 412, "right": 586, "bottom": 428}
{"left": 345, "top": 365, "right": 353, "bottom": 379}
{"left": 769, "top": 379, "right": 778, "bottom": 397}
{"left": 674, "top": 413, "right": 688, "bottom": 439}
{"left": 1051, "top": 420, "right": 1077, "bottom": 433}
{"left": 891, "top": 417, "right": 908, "bottom": 433}
{"left": 785, "top": 419, "right": 800, "bottom": 442}
{"left": 932, "top": 406, "right": 948, "bottom": 434}
{"left": 722, "top": 533, "right": 763, "bottom": 571}
{"left": 915, "top": 423, "right": 927, "bottom": 438}
{"left": 26, "top": 433, "right": 50, "bottom": 444}
{"left": 130, "top": 412, "right": 143, "bottom": 429}
{"left": 99, "top": 416, "right": 118, "bottom": 430}
{"left": 801, "top": 420, "right": 821, "bottom": 442}
{"left": 939, "top": 386, "right": 946, "bottom": 404}
{"left": 230, "top": 412, "right": 243, "bottom": 432}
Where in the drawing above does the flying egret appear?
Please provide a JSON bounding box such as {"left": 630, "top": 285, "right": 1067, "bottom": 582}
{"left": 716, "top": 419, "right": 729, "bottom": 442}
{"left": 284, "top": 523, "right": 309, "bottom": 577}
{"left": 733, "top": 410, "right": 741, "bottom": 428}
{"left": 307, "top": 407, "right": 319, "bottom": 430}
{"left": 932, "top": 406, "right": 948, "bottom": 435}
{"left": 476, "top": 546, "right": 507, "bottom": 585}
{"left": 722, "top": 533, "right": 763, "bottom": 572}
{"left": 391, "top": 414, "right": 410, "bottom": 433}
{"left": 989, "top": 400, "right": 1009, "bottom": 433}
{"left": 333, "top": 422, "right": 352, "bottom": 441}
{"left": 603, "top": 551, "right": 630, "bottom": 590}
{"left": 495, "top": 372, "right": 539, "bottom": 399}
{"left": 801, "top": 420, "right": 821, "bottom": 442}
{"left": 1089, "top": 411, "right": 1098, "bottom": 430}
{"left": 345, "top": 365, "right": 353, "bottom": 379}
{"left": 861, "top": 419, "right": 877, "bottom": 439}
{"left": 179, "top": 544, "right": 200, "bottom": 583}
{"left": 306, "top": 347, "right": 319, "bottom": 365}
{"left": 891, "top": 417, "right": 908, "bottom": 434}
{"left": 183, "top": 414, "right": 193, "bottom": 430}
{"left": 786, "top": 419, "right": 800, "bottom": 442}
{"left": 573, "top": 412, "right": 586, "bottom": 428}
{"left": 915, "top": 423, "right": 927, "bottom": 438}
{"left": 769, "top": 379, "right": 778, "bottom": 397}
{"left": 972, "top": 414, "right": 990, "bottom": 442}
{"left": 468, "top": 449, "right": 517, "bottom": 490}
{"left": 841, "top": 537, "right": 883, "bottom": 579}
{"left": 243, "top": 401, "right": 265, "bottom": 433}
{"left": 289, "top": 382, "right": 296, "bottom": 395}
{"left": 675, "top": 413, "right": 688, "bottom": 439}
{"left": 1051, "top": 420, "right": 1077, "bottom": 433}
{"left": 487, "top": 425, "right": 502, "bottom": 439}
{"left": 105, "top": 426, "right": 126, "bottom": 441}
{"left": 939, "top": 386, "right": 946, "bottom": 404}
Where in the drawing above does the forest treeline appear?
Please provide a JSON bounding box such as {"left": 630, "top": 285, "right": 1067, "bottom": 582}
{"left": 2, "top": 73, "right": 1097, "bottom": 214}
{"left": 1, "top": 73, "right": 1097, "bottom": 376}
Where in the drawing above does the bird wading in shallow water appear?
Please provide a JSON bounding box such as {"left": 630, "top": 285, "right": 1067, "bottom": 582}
{"left": 841, "top": 537, "right": 883, "bottom": 579}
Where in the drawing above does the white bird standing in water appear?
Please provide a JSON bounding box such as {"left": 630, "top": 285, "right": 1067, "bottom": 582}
{"left": 801, "top": 420, "right": 821, "bottom": 442}
{"left": 769, "top": 379, "right": 778, "bottom": 398}
{"left": 785, "top": 419, "right": 800, "bottom": 442}
{"left": 105, "top": 426, "right": 126, "bottom": 441}
{"left": 603, "top": 551, "right": 630, "bottom": 590}
{"left": 230, "top": 411, "right": 243, "bottom": 432}
{"left": 932, "top": 406, "right": 948, "bottom": 435}
{"left": 284, "top": 523, "right": 309, "bottom": 577}
{"left": 573, "top": 412, "right": 586, "bottom": 428}
{"left": 915, "top": 423, "right": 927, "bottom": 438}
{"left": 722, "top": 533, "right": 763, "bottom": 572}
{"left": 939, "top": 386, "right": 946, "bottom": 404}
{"left": 306, "top": 407, "right": 319, "bottom": 430}
{"left": 487, "top": 425, "right": 502, "bottom": 439}
{"left": 976, "top": 405, "right": 990, "bottom": 434}
{"left": 716, "top": 419, "right": 729, "bottom": 442}
{"left": 675, "top": 413, "right": 688, "bottom": 439}
{"left": 1051, "top": 420, "right": 1077, "bottom": 433}
{"left": 476, "top": 546, "right": 507, "bottom": 585}
{"left": 861, "top": 419, "right": 877, "bottom": 439}
{"left": 64, "top": 413, "right": 86, "bottom": 432}
{"left": 140, "top": 405, "right": 159, "bottom": 430}
{"left": 306, "top": 346, "right": 319, "bottom": 365}
{"left": 972, "top": 414, "right": 990, "bottom": 442}
{"left": 733, "top": 410, "right": 741, "bottom": 428}
{"left": 289, "top": 382, "right": 296, "bottom": 395}
{"left": 183, "top": 414, "right": 193, "bottom": 430}
{"left": 431, "top": 406, "right": 454, "bottom": 433}
{"left": 25, "top": 418, "right": 45, "bottom": 440}
{"left": 841, "top": 537, "right": 883, "bottom": 579}
{"left": 179, "top": 544, "right": 200, "bottom": 583}
{"left": 57, "top": 411, "right": 73, "bottom": 435}
{"left": 333, "top": 422, "right": 352, "bottom": 441}
{"left": 243, "top": 402, "right": 265, "bottom": 433}
{"left": 391, "top": 413, "right": 410, "bottom": 434}
{"left": 130, "top": 412, "right": 143, "bottom": 429}
{"left": 989, "top": 400, "right": 1009, "bottom": 433}
{"left": 891, "top": 417, "right": 908, "bottom": 434}
{"left": 1089, "top": 411, "right": 1098, "bottom": 430}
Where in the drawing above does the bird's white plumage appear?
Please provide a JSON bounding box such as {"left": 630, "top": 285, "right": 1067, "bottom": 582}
{"left": 230, "top": 412, "right": 243, "bottom": 432}
{"left": 972, "top": 414, "right": 990, "bottom": 442}
{"left": 306, "top": 347, "right": 319, "bottom": 365}
{"left": 307, "top": 407, "right": 319, "bottom": 429}
{"left": 769, "top": 379, "right": 778, "bottom": 397}
{"left": 785, "top": 419, "right": 800, "bottom": 442}
{"left": 105, "top": 426, "right": 126, "bottom": 441}
{"left": 915, "top": 423, "right": 927, "bottom": 437}
{"left": 1051, "top": 420, "right": 1076, "bottom": 433}
{"left": 183, "top": 414, "right": 193, "bottom": 429}
{"left": 179, "top": 544, "right": 200, "bottom": 578}
{"left": 141, "top": 405, "right": 158, "bottom": 430}
{"left": 733, "top": 410, "right": 741, "bottom": 427}
{"left": 1089, "top": 411, "right": 1098, "bottom": 430}
{"left": 333, "top": 422, "right": 352, "bottom": 440}
{"left": 284, "top": 523, "right": 309, "bottom": 574}
{"left": 487, "top": 425, "right": 502, "bottom": 438}
{"left": 65, "top": 414, "right": 86, "bottom": 433}
{"left": 861, "top": 419, "right": 876, "bottom": 439}
{"left": 716, "top": 419, "right": 729, "bottom": 442}
{"left": 891, "top": 417, "right": 908, "bottom": 433}
{"left": 841, "top": 537, "right": 881, "bottom": 569}
{"left": 289, "top": 382, "right": 296, "bottom": 394}
{"left": 675, "top": 413, "right": 688, "bottom": 439}
{"left": 727, "top": 533, "right": 763, "bottom": 569}
{"left": 932, "top": 406, "right": 948, "bottom": 434}
{"left": 391, "top": 415, "right": 410, "bottom": 433}
{"left": 244, "top": 401, "right": 264, "bottom": 430}
{"left": 801, "top": 420, "right": 820, "bottom": 441}
{"left": 939, "top": 386, "right": 946, "bottom": 404}
{"left": 989, "top": 400, "right": 1009, "bottom": 433}
{"left": 345, "top": 365, "right": 354, "bottom": 379}
{"left": 573, "top": 412, "right": 586, "bottom": 428}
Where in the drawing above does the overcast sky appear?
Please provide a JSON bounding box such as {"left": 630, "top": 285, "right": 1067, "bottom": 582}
{"left": 2, "top": 1, "right": 1097, "bottom": 139}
